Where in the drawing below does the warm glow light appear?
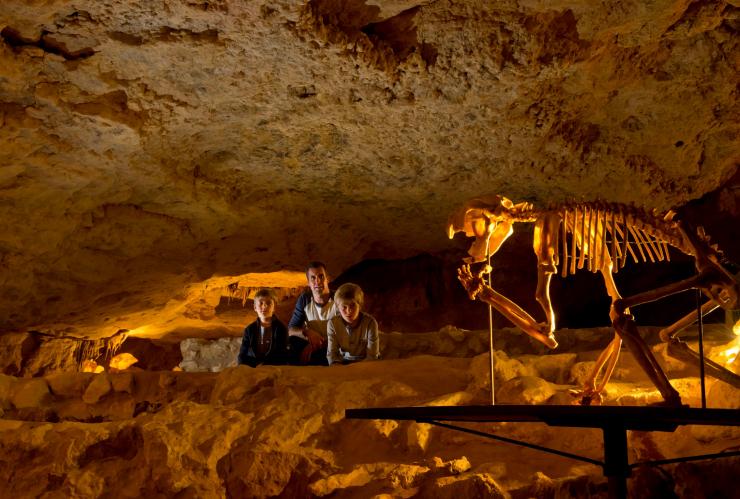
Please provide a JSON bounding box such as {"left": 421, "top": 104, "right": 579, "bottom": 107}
{"left": 715, "top": 334, "right": 740, "bottom": 370}
{"left": 720, "top": 345, "right": 740, "bottom": 362}
{"left": 109, "top": 352, "right": 139, "bottom": 370}
{"left": 81, "top": 360, "right": 99, "bottom": 372}
{"left": 126, "top": 325, "right": 155, "bottom": 337}
{"left": 733, "top": 319, "right": 740, "bottom": 336}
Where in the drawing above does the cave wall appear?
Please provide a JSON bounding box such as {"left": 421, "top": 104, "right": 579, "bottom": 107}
{"left": 0, "top": 0, "right": 738, "bottom": 337}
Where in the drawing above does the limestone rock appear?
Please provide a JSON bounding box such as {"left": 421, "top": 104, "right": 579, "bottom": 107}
{"left": 11, "top": 378, "right": 51, "bottom": 408}
{"left": 653, "top": 342, "right": 700, "bottom": 376}
{"left": 468, "top": 350, "right": 538, "bottom": 397}
{"left": 179, "top": 337, "right": 240, "bottom": 372}
{"left": 405, "top": 421, "right": 432, "bottom": 452}
{"left": 417, "top": 473, "right": 508, "bottom": 499}
{"left": 82, "top": 374, "right": 112, "bottom": 404}
{"left": 424, "top": 390, "right": 473, "bottom": 407}
{"left": 569, "top": 361, "right": 597, "bottom": 387}
{"left": 0, "top": 349, "right": 738, "bottom": 497}
{"left": 708, "top": 378, "right": 740, "bottom": 409}
{"left": 496, "top": 375, "right": 555, "bottom": 405}
{"left": 110, "top": 372, "right": 134, "bottom": 394}
{"left": 46, "top": 372, "right": 95, "bottom": 398}
{"left": 380, "top": 329, "right": 489, "bottom": 360}
{"left": 0, "top": 374, "right": 16, "bottom": 408}
{"left": 310, "top": 466, "right": 374, "bottom": 496}
{"left": 386, "top": 464, "right": 431, "bottom": 489}
{"left": 522, "top": 353, "right": 578, "bottom": 384}
{"left": 513, "top": 471, "right": 608, "bottom": 498}
{"left": 109, "top": 352, "right": 139, "bottom": 371}
{"left": 432, "top": 455, "right": 471, "bottom": 475}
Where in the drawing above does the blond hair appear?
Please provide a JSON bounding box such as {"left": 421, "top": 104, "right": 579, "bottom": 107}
{"left": 254, "top": 288, "right": 277, "bottom": 303}
{"left": 334, "top": 283, "right": 364, "bottom": 307}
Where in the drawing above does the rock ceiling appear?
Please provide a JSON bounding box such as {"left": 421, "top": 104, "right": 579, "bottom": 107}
{"left": 0, "top": 0, "right": 738, "bottom": 332}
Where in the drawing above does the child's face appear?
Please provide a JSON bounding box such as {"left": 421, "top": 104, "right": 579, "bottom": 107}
{"left": 338, "top": 299, "right": 360, "bottom": 325}
{"left": 254, "top": 297, "right": 275, "bottom": 322}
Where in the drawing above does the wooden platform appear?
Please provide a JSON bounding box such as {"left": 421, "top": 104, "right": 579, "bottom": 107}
{"left": 345, "top": 404, "right": 740, "bottom": 498}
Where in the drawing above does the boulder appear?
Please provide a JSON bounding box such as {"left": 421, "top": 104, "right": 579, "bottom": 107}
{"left": 11, "top": 378, "right": 51, "bottom": 408}
{"left": 496, "top": 376, "right": 555, "bottom": 405}
{"left": 82, "top": 374, "right": 112, "bottom": 404}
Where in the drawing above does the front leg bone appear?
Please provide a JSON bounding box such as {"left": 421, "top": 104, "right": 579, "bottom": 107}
{"left": 458, "top": 265, "right": 558, "bottom": 349}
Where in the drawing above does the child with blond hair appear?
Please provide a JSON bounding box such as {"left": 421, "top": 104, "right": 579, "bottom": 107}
{"left": 327, "top": 283, "right": 380, "bottom": 365}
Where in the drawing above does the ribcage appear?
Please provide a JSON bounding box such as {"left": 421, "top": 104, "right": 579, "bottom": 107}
{"left": 552, "top": 203, "right": 691, "bottom": 277}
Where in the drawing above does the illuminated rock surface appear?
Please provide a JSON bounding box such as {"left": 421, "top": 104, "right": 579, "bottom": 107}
{"left": 0, "top": 0, "right": 738, "bottom": 333}
{"left": 1, "top": 327, "right": 740, "bottom": 498}
{"left": 1, "top": 326, "right": 739, "bottom": 497}
{"left": 1, "top": 2, "right": 739, "bottom": 497}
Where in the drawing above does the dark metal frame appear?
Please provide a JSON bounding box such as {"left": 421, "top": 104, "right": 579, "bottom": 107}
{"left": 345, "top": 405, "right": 740, "bottom": 499}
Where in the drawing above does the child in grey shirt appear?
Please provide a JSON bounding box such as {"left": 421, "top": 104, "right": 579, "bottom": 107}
{"left": 327, "top": 283, "right": 380, "bottom": 365}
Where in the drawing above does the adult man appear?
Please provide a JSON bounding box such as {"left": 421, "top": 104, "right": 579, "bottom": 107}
{"left": 288, "top": 261, "right": 337, "bottom": 365}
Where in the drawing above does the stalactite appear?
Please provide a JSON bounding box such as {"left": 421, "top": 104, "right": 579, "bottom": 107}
{"left": 226, "top": 282, "right": 239, "bottom": 304}
{"left": 561, "top": 208, "right": 569, "bottom": 278}
{"left": 570, "top": 205, "right": 578, "bottom": 276}
{"left": 75, "top": 329, "right": 128, "bottom": 370}
{"left": 610, "top": 209, "right": 618, "bottom": 273}
{"left": 578, "top": 206, "right": 588, "bottom": 270}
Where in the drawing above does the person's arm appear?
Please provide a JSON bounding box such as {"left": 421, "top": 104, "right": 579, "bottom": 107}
{"left": 365, "top": 316, "right": 380, "bottom": 361}
{"left": 267, "top": 319, "right": 290, "bottom": 365}
{"left": 288, "top": 293, "right": 325, "bottom": 348}
{"left": 288, "top": 293, "right": 309, "bottom": 337}
{"left": 326, "top": 319, "right": 341, "bottom": 366}
{"left": 237, "top": 326, "right": 256, "bottom": 367}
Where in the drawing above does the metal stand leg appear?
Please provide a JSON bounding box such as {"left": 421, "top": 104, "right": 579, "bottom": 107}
{"left": 603, "top": 425, "right": 629, "bottom": 499}
{"left": 696, "top": 288, "right": 706, "bottom": 409}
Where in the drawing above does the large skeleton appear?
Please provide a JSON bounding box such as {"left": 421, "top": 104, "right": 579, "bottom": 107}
{"left": 448, "top": 195, "right": 739, "bottom": 406}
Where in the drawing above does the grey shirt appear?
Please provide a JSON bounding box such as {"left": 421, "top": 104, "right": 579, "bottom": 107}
{"left": 327, "top": 312, "right": 380, "bottom": 365}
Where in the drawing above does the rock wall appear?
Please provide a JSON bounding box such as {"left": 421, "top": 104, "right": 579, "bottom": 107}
{"left": 0, "top": 0, "right": 737, "bottom": 332}
{"left": 1, "top": 333, "right": 739, "bottom": 497}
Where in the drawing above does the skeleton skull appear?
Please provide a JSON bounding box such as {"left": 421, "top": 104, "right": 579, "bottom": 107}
{"left": 447, "top": 195, "right": 519, "bottom": 263}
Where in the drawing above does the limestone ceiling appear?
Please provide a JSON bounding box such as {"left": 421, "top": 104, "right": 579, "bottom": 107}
{"left": 0, "top": 0, "right": 738, "bottom": 331}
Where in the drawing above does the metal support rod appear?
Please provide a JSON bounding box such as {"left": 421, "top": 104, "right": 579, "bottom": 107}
{"left": 489, "top": 302, "right": 494, "bottom": 405}
{"left": 487, "top": 238, "right": 495, "bottom": 406}
{"left": 602, "top": 425, "right": 629, "bottom": 499}
{"left": 696, "top": 288, "right": 706, "bottom": 409}
{"left": 421, "top": 419, "right": 603, "bottom": 466}
{"left": 631, "top": 449, "right": 740, "bottom": 468}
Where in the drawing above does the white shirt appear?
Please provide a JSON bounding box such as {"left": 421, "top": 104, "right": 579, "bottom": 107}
{"left": 305, "top": 297, "right": 336, "bottom": 338}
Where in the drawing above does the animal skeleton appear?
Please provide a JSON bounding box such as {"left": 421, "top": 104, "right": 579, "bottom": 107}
{"left": 448, "top": 195, "right": 739, "bottom": 406}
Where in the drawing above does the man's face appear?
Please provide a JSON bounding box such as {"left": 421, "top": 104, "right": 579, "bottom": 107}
{"left": 254, "top": 297, "right": 275, "bottom": 322}
{"left": 307, "top": 267, "right": 329, "bottom": 298}
{"left": 338, "top": 299, "right": 360, "bottom": 325}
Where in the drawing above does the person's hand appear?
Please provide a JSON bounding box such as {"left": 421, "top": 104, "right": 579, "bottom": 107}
{"left": 300, "top": 343, "right": 314, "bottom": 364}
{"left": 305, "top": 328, "right": 325, "bottom": 349}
